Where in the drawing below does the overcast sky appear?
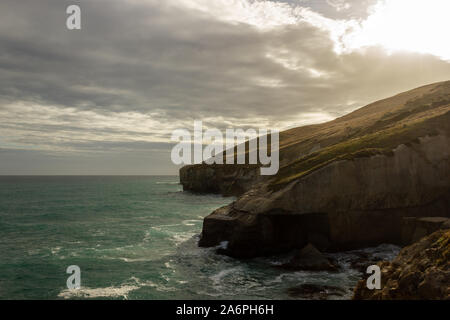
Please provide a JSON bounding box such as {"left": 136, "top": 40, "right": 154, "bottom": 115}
{"left": 0, "top": 0, "right": 449, "bottom": 175}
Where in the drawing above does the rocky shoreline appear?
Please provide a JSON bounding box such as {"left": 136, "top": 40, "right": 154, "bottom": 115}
{"left": 353, "top": 229, "right": 450, "bottom": 300}
{"left": 273, "top": 226, "right": 450, "bottom": 300}
{"left": 198, "top": 133, "right": 450, "bottom": 257}
{"left": 180, "top": 81, "right": 450, "bottom": 299}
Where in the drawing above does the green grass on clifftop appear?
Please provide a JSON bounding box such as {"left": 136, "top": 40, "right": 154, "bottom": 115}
{"left": 270, "top": 110, "right": 450, "bottom": 190}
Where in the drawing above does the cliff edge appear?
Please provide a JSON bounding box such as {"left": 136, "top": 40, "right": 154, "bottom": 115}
{"left": 181, "top": 81, "right": 450, "bottom": 258}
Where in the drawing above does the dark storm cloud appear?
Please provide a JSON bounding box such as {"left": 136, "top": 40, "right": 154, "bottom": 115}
{"left": 0, "top": 0, "right": 449, "bottom": 174}
{"left": 1, "top": 0, "right": 449, "bottom": 118}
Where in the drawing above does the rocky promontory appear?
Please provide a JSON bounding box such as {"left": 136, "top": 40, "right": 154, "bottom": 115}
{"left": 180, "top": 164, "right": 261, "bottom": 196}
{"left": 199, "top": 133, "right": 450, "bottom": 257}
{"left": 181, "top": 81, "right": 450, "bottom": 259}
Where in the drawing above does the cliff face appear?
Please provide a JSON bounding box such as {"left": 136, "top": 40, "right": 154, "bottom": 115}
{"left": 181, "top": 81, "right": 450, "bottom": 197}
{"left": 353, "top": 229, "right": 450, "bottom": 300}
{"left": 179, "top": 164, "right": 261, "bottom": 196}
{"left": 199, "top": 133, "right": 450, "bottom": 257}
{"left": 180, "top": 80, "right": 450, "bottom": 258}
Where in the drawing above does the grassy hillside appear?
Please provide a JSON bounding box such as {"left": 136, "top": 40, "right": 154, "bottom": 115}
{"left": 270, "top": 81, "right": 450, "bottom": 188}
{"left": 277, "top": 81, "right": 449, "bottom": 162}
{"left": 183, "top": 81, "right": 450, "bottom": 192}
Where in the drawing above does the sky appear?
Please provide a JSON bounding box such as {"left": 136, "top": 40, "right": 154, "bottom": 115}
{"left": 0, "top": 0, "right": 449, "bottom": 175}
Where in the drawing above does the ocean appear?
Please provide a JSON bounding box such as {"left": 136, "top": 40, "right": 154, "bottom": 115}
{"left": 0, "top": 176, "right": 399, "bottom": 300}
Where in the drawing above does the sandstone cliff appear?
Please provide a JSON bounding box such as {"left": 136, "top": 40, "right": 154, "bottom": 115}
{"left": 180, "top": 164, "right": 261, "bottom": 196}
{"left": 199, "top": 133, "right": 450, "bottom": 257}
{"left": 181, "top": 81, "right": 450, "bottom": 258}
{"left": 182, "top": 81, "right": 450, "bottom": 196}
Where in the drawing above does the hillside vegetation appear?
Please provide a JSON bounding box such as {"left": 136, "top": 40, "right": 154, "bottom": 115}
{"left": 181, "top": 80, "right": 450, "bottom": 195}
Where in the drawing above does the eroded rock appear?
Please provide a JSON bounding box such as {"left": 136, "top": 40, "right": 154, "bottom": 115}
{"left": 199, "top": 134, "right": 450, "bottom": 257}
{"left": 191, "top": 82, "right": 450, "bottom": 258}
{"left": 353, "top": 229, "right": 450, "bottom": 300}
{"left": 402, "top": 217, "right": 450, "bottom": 245}
{"left": 279, "top": 244, "right": 339, "bottom": 272}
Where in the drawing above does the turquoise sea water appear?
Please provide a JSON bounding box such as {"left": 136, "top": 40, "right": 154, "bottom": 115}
{"left": 0, "top": 176, "right": 399, "bottom": 300}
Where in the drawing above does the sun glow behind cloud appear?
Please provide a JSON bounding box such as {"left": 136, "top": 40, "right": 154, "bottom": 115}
{"left": 342, "top": 0, "right": 450, "bottom": 60}
{"left": 174, "top": 0, "right": 450, "bottom": 61}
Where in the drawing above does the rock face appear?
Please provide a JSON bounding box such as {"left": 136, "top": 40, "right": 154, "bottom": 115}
{"left": 353, "top": 229, "right": 450, "bottom": 300}
{"left": 182, "top": 81, "right": 450, "bottom": 197}
{"left": 402, "top": 217, "right": 450, "bottom": 245}
{"left": 199, "top": 133, "right": 450, "bottom": 257}
{"left": 180, "top": 164, "right": 261, "bottom": 196}
{"left": 183, "top": 81, "right": 450, "bottom": 258}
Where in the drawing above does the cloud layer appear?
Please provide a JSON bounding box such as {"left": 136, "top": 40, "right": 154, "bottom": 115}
{"left": 0, "top": 0, "right": 449, "bottom": 174}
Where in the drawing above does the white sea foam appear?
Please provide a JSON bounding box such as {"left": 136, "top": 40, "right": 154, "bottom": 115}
{"left": 151, "top": 224, "right": 197, "bottom": 247}
{"left": 151, "top": 223, "right": 182, "bottom": 230}
{"left": 217, "top": 241, "right": 229, "bottom": 250}
{"left": 210, "top": 267, "right": 242, "bottom": 285}
{"left": 171, "top": 232, "right": 195, "bottom": 246}
{"left": 182, "top": 219, "right": 200, "bottom": 226}
{"left": 131, "top": 277, "right": 176, "bottom": 292}
{"left": 51, "top": 247, "right": 62, "bottom": 255}
{"left": 58, "top": 276, "right": 177, "bottom": 299}
{"left": 118, "top": 257, "right": 153, "bottom": 263}
{"left": 58, "top": 284, "right": 140, "bottom": 299}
